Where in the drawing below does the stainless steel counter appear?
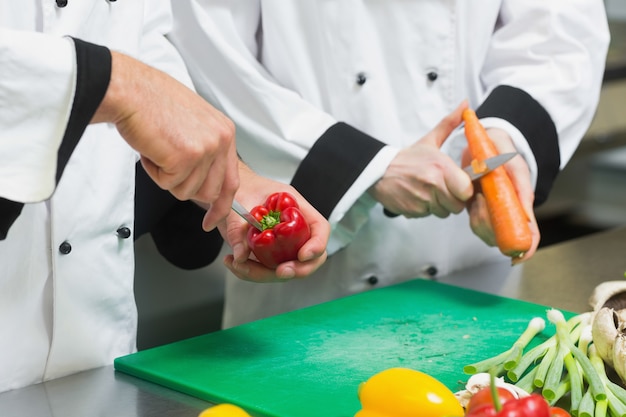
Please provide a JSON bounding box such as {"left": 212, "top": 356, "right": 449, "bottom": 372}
{"left": 2, "top": 226, "right": 626, "bottom": 416}
{"left": 439, "top": 225, "right": 626, "bottom": 314}
{"left": 0, "top": 365, "right": 211, "bottom": 417}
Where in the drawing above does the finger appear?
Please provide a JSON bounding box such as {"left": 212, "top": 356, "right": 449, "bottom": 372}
{"left": 225, "top": 256, "right": 295, "bottom": 283}
{"left": 295, "top": 215, "right": 331, "bottom": 262}
{"left": 171, "top": 159, "right": 215, "bottom": 202}
{"left": 421, "top": 101, "right": 468, "bottom": 149}
{"left": 213, "top": 212, "right": 249, "bottom": 260}
{"left": 140, "top": 156, "right": 177, "bottom": 193}
{"left": 467, "top": 193, "right": 497, "bottom": 247}
{"left": 428, "top": 188, "right": 451, "bottom": 218}
{"left": 201, "top": 147, "right": 240, "bottom": 231}
{"left": 433, "top": 186, "right": 466, "bottom": 217}
{"left": 275, "top": 254, "right": 328, "bottom": 279}
{"left": 444, "top": 163, "right": 474, "bottom": 203}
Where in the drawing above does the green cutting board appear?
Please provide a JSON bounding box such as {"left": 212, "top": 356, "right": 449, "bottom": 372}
{"left": 115, "top": 279, "right": 571, "bottom": 417}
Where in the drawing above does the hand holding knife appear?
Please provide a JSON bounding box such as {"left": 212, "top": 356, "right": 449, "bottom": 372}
{"left": 383, "top": 152, "right": 519, "bottom": 217}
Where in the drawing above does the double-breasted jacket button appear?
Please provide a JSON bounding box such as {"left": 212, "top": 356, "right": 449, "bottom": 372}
{"left": 59, "top": 241, "right": 72, "bottom": 255}
{"left": 56, "top": 0, "right": 68, "bottom": 7}
{"left": 367, "top": 276, "right": 379, "bottom": 285}
{"left": 425, "top": 265, "right": 438, "bottom": 277}
{"left": 356, "top": 72, "right": 367, "bottom": 86}
{"left": 427, "top": 71, "right": 438, "bottom": 82}
{"left": 116, "top": 226, "right": 132, "bottom": 239}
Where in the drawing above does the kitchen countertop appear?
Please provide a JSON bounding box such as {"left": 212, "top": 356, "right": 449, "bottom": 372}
{"left": 2, "top": 226, "right": 626, "bottom": 417}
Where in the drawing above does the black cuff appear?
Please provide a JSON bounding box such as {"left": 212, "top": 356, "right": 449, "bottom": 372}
{"left": 290, "top": 122, "right": 386, "bottom": 219}
{"left": 134, "top": 163, "right": 224, "bottom": 270}
{"left": 56, "top": 38, "right": 111, "bottom": 182}
{"left": 476, "top": 85, "right": 559, "bottom": 206}
{"left": 0, "top": 199, "right": 24, "bottom": 240}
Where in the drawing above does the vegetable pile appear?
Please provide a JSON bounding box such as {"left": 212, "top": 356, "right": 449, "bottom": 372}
{"left": 463, "top": 308, "right": 626, "bottom": 417}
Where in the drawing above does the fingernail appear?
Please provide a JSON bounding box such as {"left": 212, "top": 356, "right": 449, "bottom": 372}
{"left": 280, "top": 267, "right": 295, "bottom": 279}
{"left": 299, "top": 250, "right": 314, "bottom": 262}
{"left": 233, "top": 243, "right": 245, "bottom": 261}
{"left": 233, "top": 261, "right": 250, "bottom": 275}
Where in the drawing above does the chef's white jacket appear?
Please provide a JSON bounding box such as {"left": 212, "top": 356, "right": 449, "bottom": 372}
{"left": 170, "top": 1, "right": 610, "bottom": 328}
{"left": 0, "top": 0, "right": 193, "bottom": 392}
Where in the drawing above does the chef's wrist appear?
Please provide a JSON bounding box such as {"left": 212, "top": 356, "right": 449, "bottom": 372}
{"left": 91, "top": 50, "right": 132, "bottom": 124}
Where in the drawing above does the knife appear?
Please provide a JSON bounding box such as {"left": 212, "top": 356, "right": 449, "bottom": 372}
{"left": 463, "top": 152, "right": 518, "bottom": 181}
{"left": 383, "top": 152, "right": 519, "bottom": 217}
{"left": 232, "top": 199, "right": 263, "bottom": 231}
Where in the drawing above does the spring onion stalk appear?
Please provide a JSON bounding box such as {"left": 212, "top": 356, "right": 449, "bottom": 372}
{"left": 533, "top": 343, "right": 557, "bottom": 388}
{"left": 596, "top": 401, "right": 608, "bottom": 417}
{"left": 543, "top": 342, "right": 566, "bottom": 401}
{"left": 515, "top": 365, "right": 539, "bottom": 395}
{"left": 605, "top": 389, "right": 626, "bottom": 417}
{"left": 607, "top": 381, "right": 626, "bottom": 408}
{"left": 463, "top": 317, "right": 545, "bottom": 375}
{"left": 563, "top": 351, "right": 583, "bottom": 414}
{"left": 579, "top": 388, "right": 595, "bottom": 417}
{"left": 567, "top": 312, "right": 592, "bottom": 334}
{"left": 589, "top": 344, "right": 626, "bottom": 415}
{"left": 595, "top": 399, "right": 608, "bottom": 417}
{"left": 548, "top": 309, "right": 606, "bottom": 402}
{"left": 548, "top": 377, "right": 571, "bottom": 406}
{"left": 578, "top": 325, "right": 594, "bottom": 358}
{"left": 507, "top": 337, "right": 555, "bottom": 382}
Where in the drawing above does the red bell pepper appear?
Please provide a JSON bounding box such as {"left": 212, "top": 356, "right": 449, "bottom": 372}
{"left": 246, "top": 192, "right": 311, "bottom": 268}
{"left": 466, "top": 386, "right": 558, "bottom": 417}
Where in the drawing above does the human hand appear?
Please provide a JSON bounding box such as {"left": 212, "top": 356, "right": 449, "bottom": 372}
{"left": 92, "top": 51, "right": 239, "bottom": 231}
{"left": 216, "top": 162, "right": 330, "bottom": 282}
{"left": 463, "top": 128, "right": 540, "bottom": 264}
{"left": 369, "top": 101, "right": 473, "bottom": 218}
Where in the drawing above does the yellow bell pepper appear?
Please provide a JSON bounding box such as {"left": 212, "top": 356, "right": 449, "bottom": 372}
{"left": 198, "top": 404, "right": 252, "bottom": 417}
{"left": 355, "top": 367, "right": 464, "bottom": 417}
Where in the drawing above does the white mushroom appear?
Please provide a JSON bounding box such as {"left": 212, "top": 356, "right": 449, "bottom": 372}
{"left": 589, "top": 280, "right": 626, "bottom": 384}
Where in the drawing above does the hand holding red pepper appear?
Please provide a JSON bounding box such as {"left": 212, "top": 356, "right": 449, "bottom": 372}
{"left": 247, "top": 192, "right": 311, "bottom": 268}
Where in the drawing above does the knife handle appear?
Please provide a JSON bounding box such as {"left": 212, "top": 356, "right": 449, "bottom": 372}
{"left": 383, "top": 208, "right": 400, "bottom": 218}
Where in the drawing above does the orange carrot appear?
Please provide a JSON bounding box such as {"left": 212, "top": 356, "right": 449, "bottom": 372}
{"left": 462, "top": 108, "right": 532, "bottom": 258}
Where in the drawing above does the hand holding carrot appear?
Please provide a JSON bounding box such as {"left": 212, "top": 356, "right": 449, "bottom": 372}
{"left": 462, "top": 108, "right": 540, "bottom": 263}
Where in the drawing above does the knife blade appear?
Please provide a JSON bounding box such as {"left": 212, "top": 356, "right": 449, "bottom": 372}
{"left": 231, "top": 199, "right": 263, "bottom": 231}
{"left": 463, "top": 152, "right": 518, "bottom": 181}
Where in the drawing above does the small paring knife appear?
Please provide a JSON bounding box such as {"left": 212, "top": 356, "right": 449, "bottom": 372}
{"left": 231, "top": 199, "right": 263, "bottom": 231}
{"left": 463, "top": 152, "right": 518, "bottom": 181}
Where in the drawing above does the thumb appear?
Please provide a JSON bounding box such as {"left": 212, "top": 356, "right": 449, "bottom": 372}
{"left": 420, "top": 100, "right": 468, "bottom": 149}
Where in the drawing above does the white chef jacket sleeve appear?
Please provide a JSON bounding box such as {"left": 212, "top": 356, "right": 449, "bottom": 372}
{"left": 0, "top": 29, "right": 75, "bottom": 203}
{"left": 0, "top": 30, "right": 112, "bottom": 239}
{"left": 169, "top": 1, "right": 397, "bottom": 254}
{"left": 464, "top": 0, "right": 610, "bottom": 205}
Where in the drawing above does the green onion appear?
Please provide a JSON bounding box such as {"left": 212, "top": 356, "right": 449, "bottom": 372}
{"left": 548, "top": 309, "right": 606, "bottom": 402}
{"left": 579, "top": 388, "right": 595, "bottom": 417}
{"left": 507, "top": 338, "right": 554, "bottom": 382}
{"left": 463, "top": 317, "right": 545, "bottom": 375}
